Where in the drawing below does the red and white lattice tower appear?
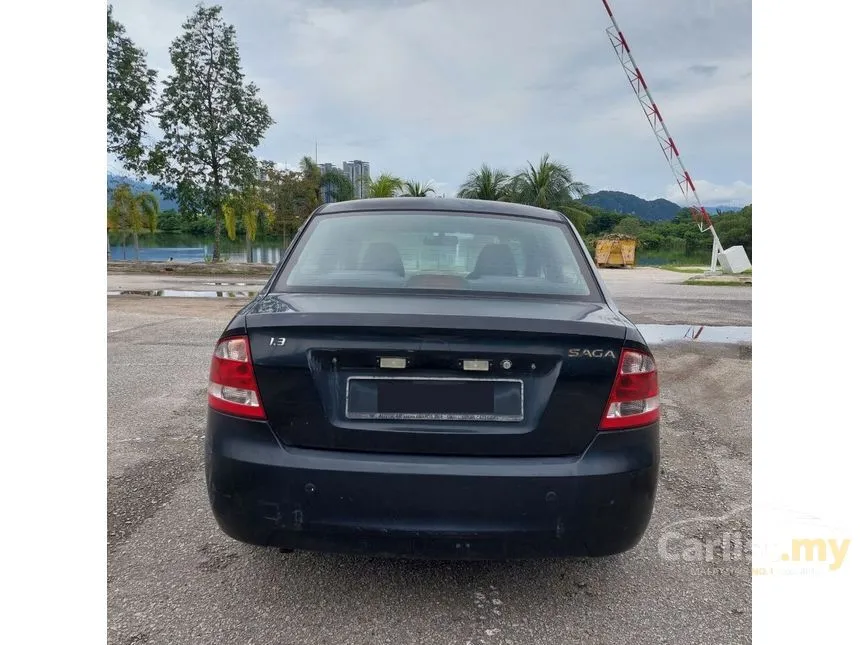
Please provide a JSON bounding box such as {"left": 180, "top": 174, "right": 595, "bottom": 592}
{"left": 600, "top": 0, "right": 724, "bottom": 272}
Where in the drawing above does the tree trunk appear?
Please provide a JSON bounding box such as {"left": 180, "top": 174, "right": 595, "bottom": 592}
{"left": 212, "top": 212, "right": 221, "bottom": 262}
{"left": 107, "top": 229, "right": 111, "bottom": 261}
{"left": 246, "top": 235, "right": 252, "bottom": 264}
{"left": 133, "top": 231, "right": 140, "bottom": 261}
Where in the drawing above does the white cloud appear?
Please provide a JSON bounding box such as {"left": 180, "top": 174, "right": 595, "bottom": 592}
{"left": 108, "top": 0, "right": 751, "bottom": 200}
{"left": 665, "top": 179, "right": 752, "bottom": 207}
{"left": 273, "top": 161, "right": 298, "bottom": 173}
{"left": 426, "top": 179, "right": 450, "bottom": 196}
{"left": 575, "top": 55, "right": 752, "bottom": 142}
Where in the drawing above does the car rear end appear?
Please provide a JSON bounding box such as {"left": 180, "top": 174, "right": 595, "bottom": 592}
{"left": 204, "top": 201, "right": 659, "bottom": 559}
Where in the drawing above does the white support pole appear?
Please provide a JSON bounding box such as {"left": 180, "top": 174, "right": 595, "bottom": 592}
{"left": 709, "top": 228, "right": 722, "bottom": 273}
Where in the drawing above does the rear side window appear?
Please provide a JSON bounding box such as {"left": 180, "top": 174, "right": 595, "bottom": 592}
{"left": 274, "top": 210, "right": 601, "bottom": 300}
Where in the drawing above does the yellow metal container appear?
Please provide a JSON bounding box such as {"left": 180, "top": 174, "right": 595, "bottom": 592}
{"left": 595, "top": 237, "right": 636, "bottom": 267}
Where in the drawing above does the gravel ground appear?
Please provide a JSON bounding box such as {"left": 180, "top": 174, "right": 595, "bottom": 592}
{"left": 107, "top": 281, "right": 751, "bottom": 645}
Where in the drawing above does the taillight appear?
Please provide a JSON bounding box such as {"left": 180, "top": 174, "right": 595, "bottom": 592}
{"left": 599, "top": 348, "right": 659, "bottom": 431}
{"left": 207, "top": 336, "right": 266, "bottom": 419}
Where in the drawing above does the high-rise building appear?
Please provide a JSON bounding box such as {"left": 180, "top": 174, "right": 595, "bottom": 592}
{"left": 343, "top": 160, "right": 371, "bottom": 199}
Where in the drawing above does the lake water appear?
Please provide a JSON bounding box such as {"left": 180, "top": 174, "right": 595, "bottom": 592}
{"left": 108, "top": 234, "right": 286, "bottom": 264}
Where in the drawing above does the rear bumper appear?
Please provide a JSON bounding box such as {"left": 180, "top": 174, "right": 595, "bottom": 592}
{"left": 205, "top": 409, "right": 659, "bottom": 559}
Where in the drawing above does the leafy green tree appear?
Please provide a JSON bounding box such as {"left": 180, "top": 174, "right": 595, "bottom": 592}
{"left": 149, "top": 3, "right": 273, "bottom": 262}
{"left": 107, "top": 185, "right": 134, "bottom": 238}
{"left": 613, "top": 216, "right": 644, "bottom": 237}
{"left": 509, "top": 154, "right": 589, "bottom": 209}
{"left": 457, "top": 164, "right": 510, "bottom": 201}
{"left": 223, "top": 186, "right": 274, "bottom": 263}
{"left": 364, "top": 173, "right": 403, "bottom": 198}
{"left": 157, "top": 209, "right": 182, "bottom": 233}
{"left": 586, "top": 211, "right": 625, "bottom": 235}
{"left": 107, "top": 184, "right": 159, "bottom": 260}
{"left": 713, "top": 204, "right": 752, "bottom": 258}
{"left": 402, "top": 180, "right": 436, "bottom": 197}
{"left": 107, "top": 5, "right": 157, "bottom": 176}
{"left": 683, "top": 228, "right": 711, "bottom": 256}
{"left": 181, "top": 215, "right": 217, "bottom": 236}
{"left": 636, "top": 228, "right": 665, "bottom": 250}
{"left": 260, "top": 162, "right": 316, "bottom": 246}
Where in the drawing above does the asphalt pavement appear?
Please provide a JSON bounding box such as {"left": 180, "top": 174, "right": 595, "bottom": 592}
{"left": 107, "top": 268, "right": 751, "bottom": 645}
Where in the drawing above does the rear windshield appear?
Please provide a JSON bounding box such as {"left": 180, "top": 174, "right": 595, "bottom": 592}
{"left": 274, "top": 210, "right": 602, "bottom": 300}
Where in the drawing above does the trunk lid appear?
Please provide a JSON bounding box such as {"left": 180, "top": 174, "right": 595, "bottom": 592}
{"left": 244, "top": 293, "right": 630, "bottom": 457}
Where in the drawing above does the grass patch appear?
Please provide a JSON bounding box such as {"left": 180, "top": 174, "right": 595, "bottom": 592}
{"left": 683, "top": 278, "right": 752, "bottom": 287}
{"left": 660, "top": 265, "right": 708, "bottom": 274}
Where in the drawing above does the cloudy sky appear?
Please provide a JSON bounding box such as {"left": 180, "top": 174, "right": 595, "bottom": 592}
{"left": 109, "top": 0, "right": 751, "bottom": 206}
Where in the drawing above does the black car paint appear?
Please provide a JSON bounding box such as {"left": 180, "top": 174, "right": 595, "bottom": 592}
{"left": 206, "top": 410, "right": 659, "bottom": 559}
{"left": 243, "top": 295, "right": 632, "bottom": 457}
{"left": 205, "top": 198, "right": 658, "bottom": 558}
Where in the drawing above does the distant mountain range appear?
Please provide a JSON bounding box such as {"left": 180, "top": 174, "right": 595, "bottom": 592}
{"left": 580, "top": 190, "right": 742, "bottom": 220}
{"left": 107, "top": 174, "right": 178, "bottom": 212}
{"left": 580, "top": 191, "right": 682, "bottom": 221}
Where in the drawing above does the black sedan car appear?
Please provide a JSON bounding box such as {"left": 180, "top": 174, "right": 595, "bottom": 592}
{"left": 205, "top": 197, "right": 659, "bottom": 559}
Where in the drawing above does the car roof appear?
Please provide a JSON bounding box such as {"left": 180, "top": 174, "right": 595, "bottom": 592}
{"left": 316, "top": 197, "right": 567, "bottom": 222}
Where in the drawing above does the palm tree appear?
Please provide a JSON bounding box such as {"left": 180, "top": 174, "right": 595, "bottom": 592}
{"left": 509, "top": 153, "right": 590, "bottom": 210}
{"left": 223, "top": 186, "right": 274, "bottom": 263}
{"left": 364, "top": 173, "right": 403, "bottom": 198}
{"left": 137, "top": 192, "right": 159, "bottom": 236}
{"left": 107, "top": 184, "right": 159, "bottom": 261}
{"left": 298, "top": 156, "right": 323, "bottom": 206}
{"left": 456, "top": 164, "right": 511, "bottom": 201}
{"left": 402, "top": 180, "right": 436, "bottom": 197}
{"left": 299, "top": 156, "right": 356, "bottom": 205}
{"left": 563, "top": 207, "right": 593, "bottom": 235}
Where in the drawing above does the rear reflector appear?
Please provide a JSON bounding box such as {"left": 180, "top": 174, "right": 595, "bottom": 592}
{"left": 208, "top": 336, "right": 266, "bottom": 419}
{"left": 599, "top": 348, "right": 659, "bottom": 431}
